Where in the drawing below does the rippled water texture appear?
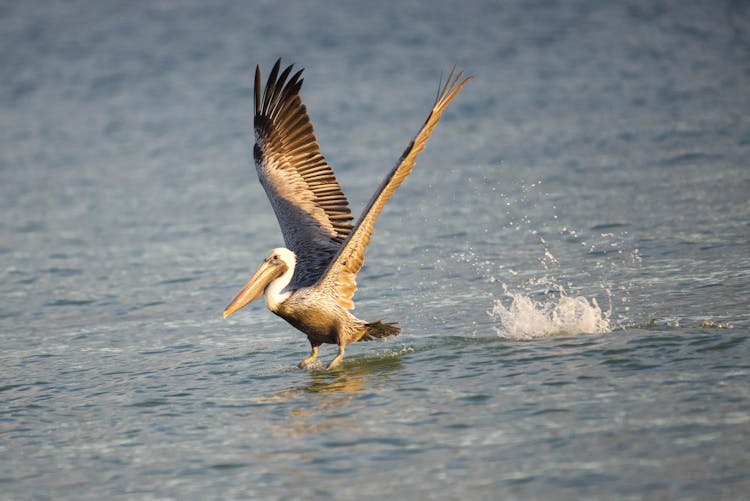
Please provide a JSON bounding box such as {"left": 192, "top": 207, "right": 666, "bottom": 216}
{"left": 2, "top": 0, "right": 749, "bottom": 498}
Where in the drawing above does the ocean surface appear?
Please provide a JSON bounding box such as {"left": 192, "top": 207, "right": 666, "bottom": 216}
{"left": 2, "top": 0, "right": 749, "bottom": 498}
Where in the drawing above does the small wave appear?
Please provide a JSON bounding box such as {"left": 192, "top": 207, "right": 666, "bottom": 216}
{"left": 489, "top": 290, "right": 611, "bottom": 339}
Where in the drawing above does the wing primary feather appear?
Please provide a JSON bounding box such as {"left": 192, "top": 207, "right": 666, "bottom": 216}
{"left": 262, "top": 59, "right": 282, "bottom": 113}
{"left": 267, "top": 64, "right": 294, "bottom": 120}
{"left": 269, "top": 67, "right": 302, "bottom": 122}
{"left": 270, "top": 70, "right": 304, "bottom": 122}
{"left": 254, "top": 65, "right": 262, "bottom": 115}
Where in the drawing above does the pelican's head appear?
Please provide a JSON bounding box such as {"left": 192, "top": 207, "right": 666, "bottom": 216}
{"left": 223, "top": 247, "right": 296, "bottom": 318}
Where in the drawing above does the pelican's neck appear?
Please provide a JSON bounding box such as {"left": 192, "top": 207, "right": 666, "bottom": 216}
{"left": 265, "top": 253, "right": 295, "bottom": 311}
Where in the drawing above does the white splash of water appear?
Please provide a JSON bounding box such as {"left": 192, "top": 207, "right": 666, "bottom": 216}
{"left": 489, "top": 288, "right": 611, "bottom": 339}
{"left": 449, "top": 175, "right": 640, "bottom": 339}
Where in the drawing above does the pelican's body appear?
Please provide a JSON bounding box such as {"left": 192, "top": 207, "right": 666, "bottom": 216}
{"left": 224, "top": 59, "right": 471, "bottom": 369}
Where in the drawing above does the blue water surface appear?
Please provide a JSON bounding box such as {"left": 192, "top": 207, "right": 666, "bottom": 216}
{"left": 1, "top": 1, "right": 749, "bottom": 498}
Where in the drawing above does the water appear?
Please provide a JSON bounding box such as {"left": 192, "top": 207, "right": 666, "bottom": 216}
{"left": 2, "top": 0, "right": 749, "bottom": 498}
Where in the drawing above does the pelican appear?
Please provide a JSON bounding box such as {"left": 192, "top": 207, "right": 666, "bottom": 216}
{"left": 223, "top": 59, "right": 471, "bottom": 369}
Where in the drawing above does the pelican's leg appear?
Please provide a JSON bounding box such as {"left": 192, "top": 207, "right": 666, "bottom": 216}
{"left": 298, "top": 344, "right": 319, "bottom": 368}
{"left": 327, "top": 344, "right": 345, "bottom": 370}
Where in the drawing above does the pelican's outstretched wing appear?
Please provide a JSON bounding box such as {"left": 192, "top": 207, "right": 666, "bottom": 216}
{"left": 319, "top": 68, "right": 472, "bottom": 309}
{"left": 254, "top": 59, "right": 354, "bottom": 288}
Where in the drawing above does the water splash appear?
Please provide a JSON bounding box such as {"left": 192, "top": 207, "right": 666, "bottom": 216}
{"left": 489, "top": 287, "right": 611, "bottom": 339}
{"left": 445, "top": 175, "right": 641, "bottom": 339}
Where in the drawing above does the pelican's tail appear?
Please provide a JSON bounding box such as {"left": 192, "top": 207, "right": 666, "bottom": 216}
{"left": 361, "top": 321, "right": 400, "bottom": 341}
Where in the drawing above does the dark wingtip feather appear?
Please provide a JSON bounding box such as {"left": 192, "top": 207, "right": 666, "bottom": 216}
{"left": 254, "top": 65, "right": 262, "bottom": 115}
{"left": 262, "top": 59, "right": 282, "bottom": 113}
{"left": 268, "top": 63, "right": 295, "bottom": 120}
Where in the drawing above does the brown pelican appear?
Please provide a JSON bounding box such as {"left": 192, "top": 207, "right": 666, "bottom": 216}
{"left": 223, "top": 59, "right": 471, "bottom": 369}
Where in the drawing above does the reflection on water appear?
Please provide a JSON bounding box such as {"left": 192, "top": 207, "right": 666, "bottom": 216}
{"left": 271, "top": 353, "right": 404, "bottom": 438}
{"left": 304, "top": 352, "right": 404, "bottom": 393}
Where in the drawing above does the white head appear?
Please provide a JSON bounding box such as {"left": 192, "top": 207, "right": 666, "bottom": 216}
{"left": 223, "top": 247, "right": 296, "bottom": 317}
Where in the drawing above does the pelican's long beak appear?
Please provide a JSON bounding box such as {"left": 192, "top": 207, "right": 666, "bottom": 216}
{"left": 223, "top": 260, "right": 287, "bottom": 318}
